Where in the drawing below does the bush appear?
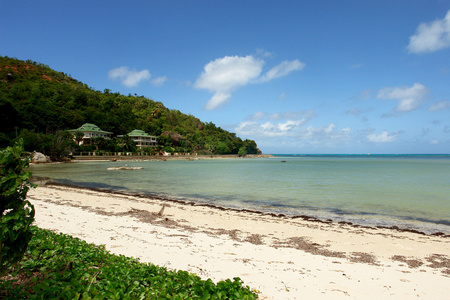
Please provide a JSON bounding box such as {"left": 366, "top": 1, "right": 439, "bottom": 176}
{"left": 0, "top": 227, "right": 258, "bottom": 299}
{"left": 0, "top": 140, "right": 35, "bottom": 276}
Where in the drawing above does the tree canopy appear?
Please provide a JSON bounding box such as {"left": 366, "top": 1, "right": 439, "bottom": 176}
{"left": 0, "top": 56, "right": 261, "bottom": 155}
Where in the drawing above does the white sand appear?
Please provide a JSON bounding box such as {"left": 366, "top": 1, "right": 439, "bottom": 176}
{"left": 27, "top": 185, "right": 450, "bottom": 299}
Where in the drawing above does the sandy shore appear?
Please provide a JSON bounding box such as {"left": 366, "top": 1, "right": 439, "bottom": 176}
{"left": 27, "top": 184, "right": 450, "bottom": 299}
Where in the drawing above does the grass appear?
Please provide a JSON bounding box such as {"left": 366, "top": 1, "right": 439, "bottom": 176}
{"left": 0, "top": 226, "right": 258, "bottom": 299}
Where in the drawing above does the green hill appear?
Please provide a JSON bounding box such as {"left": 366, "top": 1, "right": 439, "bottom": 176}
{"left": 0, "top": 56, "right": 259, "bottom": 156}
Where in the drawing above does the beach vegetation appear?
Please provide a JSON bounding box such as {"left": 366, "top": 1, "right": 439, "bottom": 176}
{"left": 19, "top": 129, "right": 76, "bottom": 161}
{"left": 238, "top": 146, "right": 247, "bottom": 157}
{"left": 0, "top": 56, "right": 261, "bottom": 158}
{"left": 0, "top": 140, "right": 35, "bottom": 276}
{"left": 0, "top": 226, "right": 258, "bottom": 299}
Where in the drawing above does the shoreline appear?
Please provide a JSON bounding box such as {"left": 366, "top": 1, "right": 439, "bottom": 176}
{"left": 31, "top": 177, "right": 450, "bottom": 237}
{"left": 69, "top": 153, "right": 274, "bottom": 162}
{"left": 27, "top": 184, "right": 450, "bottom": 299}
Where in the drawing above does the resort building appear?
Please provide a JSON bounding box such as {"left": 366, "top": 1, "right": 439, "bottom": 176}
{"left": 69, "top": 123, "right": 113, "bottom": 145}
{"left": 118, "top": 129, "right": 158, "bottom": 149}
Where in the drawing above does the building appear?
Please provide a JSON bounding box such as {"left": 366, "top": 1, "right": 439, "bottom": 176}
{"left": 119, "top": 129, "right": 158, "bottom": 149}
{"left": 69, "top": 123, "right": 113, "bottom": 145}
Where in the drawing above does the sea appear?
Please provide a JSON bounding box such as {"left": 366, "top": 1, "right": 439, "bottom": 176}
{"left": 30, "top": 155, "right": 450, "bottom": 234}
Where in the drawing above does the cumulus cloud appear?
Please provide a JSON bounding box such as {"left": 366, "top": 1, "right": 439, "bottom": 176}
{"left": 407, "top": 10, "right": 450, "bottom": 54}
{"left": 377, "top": 83, "right": 430, "bottom": 113}
{"left": 194, "top": 55, "right": 305, "bottom": 110}
{"left": 367, "top": 131, "right": 397, "bottom": 143}
{"left": 108, "top": 66, "right": 151, "bottom": 87}
{"left": 235, "top": 110, "right": 350, "bottom": 147}
{"left": 235, "top": 109, "right": 354, "bottom": 151}
{"left": 194, "top": 55, "right": 263, "bottom": 110}
{"left": 195, "top": 55, "right": 263, "bottom": 92}
{"left": 428, "top": 100, "right": 450, "bottom": 111}
{"left": 236, "top": 110, "right": 314, "bottom": 137}
{"left": 236, "top": 119, "right": 308, "bottom": 137}
{"left": 298, "top": 124, "right": 351, "bottom": 146}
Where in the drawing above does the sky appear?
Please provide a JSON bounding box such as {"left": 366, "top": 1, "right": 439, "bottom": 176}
{"left": 1, "top": 1, "right": 449, "bottom": 154}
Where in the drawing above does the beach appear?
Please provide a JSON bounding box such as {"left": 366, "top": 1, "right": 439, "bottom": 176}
{"left": 26, "top": 184, "right": 450, "bottom": 299}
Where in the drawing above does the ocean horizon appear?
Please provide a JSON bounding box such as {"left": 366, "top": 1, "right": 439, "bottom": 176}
{"left": 30, "top": 154, "right": 450, "bottom": 234}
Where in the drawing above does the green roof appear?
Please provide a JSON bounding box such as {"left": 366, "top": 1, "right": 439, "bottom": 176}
{"left": 127, "top": 129, "right": 157, "bottom": 138}
{"left": 69, "top": 123, "right": 113, "bottom": 134}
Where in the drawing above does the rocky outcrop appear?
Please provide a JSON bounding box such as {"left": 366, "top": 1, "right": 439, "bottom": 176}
{"left": 31, "top": 152, "right": 50, "bottom": 163}
{"left": 107, "top": 166, "right": 144, "bottom": 171}
{"left": 161, "top": 131, "right": 183, "bottom": 144}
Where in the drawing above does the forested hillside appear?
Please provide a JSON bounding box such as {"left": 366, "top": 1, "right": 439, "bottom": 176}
{"left": 0, "top": 56, "right": 260, "bottom": 157}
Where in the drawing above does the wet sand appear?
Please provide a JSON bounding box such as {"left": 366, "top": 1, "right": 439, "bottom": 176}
{"left": 27, "top": 184, "right": 450, "bottom": 299}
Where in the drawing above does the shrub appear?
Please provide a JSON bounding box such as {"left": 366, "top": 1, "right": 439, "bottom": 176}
{"left": 0, "top": 140, "right": 35, "bottom": 276}
{"left": 1, "top": 227, "right": 258, "bottom": 299}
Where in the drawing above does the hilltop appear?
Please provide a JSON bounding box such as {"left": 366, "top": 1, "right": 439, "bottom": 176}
{"left": 0, "top": 56, "right": 259, "bottom": 156}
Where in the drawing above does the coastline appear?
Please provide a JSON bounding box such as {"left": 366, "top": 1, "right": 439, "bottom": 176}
{"left": 69, "top": 153, "right": 274, "bottom": 162}
{"left": 27, "top": 184, "right": 450, "bottom": 299}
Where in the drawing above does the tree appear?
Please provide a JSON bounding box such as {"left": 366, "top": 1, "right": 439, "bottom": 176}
{"left": 46, "top": 131, "right": 76, "bottom": 161}
{"left": 119, "top": 135, "right": 137, "bottom": 153}
{"left": 18, "top": 130, "right": 75, "bottom": 161}
{"left": 238, "top": 146, "right": 247, "bottom": 157}
{"left": 0, "top": 56, "right": 261, "bottom": 155}
{"left": 73, "top": 130, "right": 84, "bottom": 145}
{"left": 0, "top": 140, "right": 35, "bottom": 275}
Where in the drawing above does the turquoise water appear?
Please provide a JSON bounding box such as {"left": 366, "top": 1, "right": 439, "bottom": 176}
{"left": 30, "top": 155, "right": 450, "bottom": 234}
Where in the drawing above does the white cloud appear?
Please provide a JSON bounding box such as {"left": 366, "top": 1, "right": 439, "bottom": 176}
{"left": 194, "top": 55, "right": 263, "bottom": 110}
{"left": 236, "top": 120, "right": 306, "bottom": 137}
{"left": 235, "top": 113, "right": 353, "bottom": 151}
{"left": 367, "top": 131, "right": 397, "bottom": 143}
{"left": 195, "top": 55, "right": 305, "bottom": 110}
{"left": 108, "top": 66, "right": 151, "bottom": 87}
{"left": 204, "top": 92, "right": 231, "bottom": 110}
{"left": 195, "top": 55, "right": 263, "bottom": 92}
{"left": 235, "top": 109, "right": 349, "bottom": 145}
{"left": 407, "top": 10, "right": 450, "bottom": 54}
{"left": 300, "top": 124, "right": 350, "bottom": 144}
{"left": 236, "top": 111, "right": 313, "bottom": 138}
{"left": 428, "top": 100, "right": 450, "bottom": 111}
{"left": 259, "top": 59, "right": 305, "bottom": 82}
{"left": 151, "top": 76, "right": 168, "bottom": 87}
{"left": 377, "top": 83, "right": 429, "bottom": 113}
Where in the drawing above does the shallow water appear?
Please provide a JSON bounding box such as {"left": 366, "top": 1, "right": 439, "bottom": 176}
{"left": 30, "top": 155, "right": 450, "bottom": 234}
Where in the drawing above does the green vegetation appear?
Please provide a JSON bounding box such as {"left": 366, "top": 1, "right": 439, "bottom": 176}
{"left": 0, "top": 140, "right": 35, "bottom": 276}
{"left": 0, "top": 227, "right": 258, "bottom": 299}
{"left": 0, "top": 56, "right": 260, "bottom": 158}
{"left": 0, "top": 58, "right": 259, "bottom": 298}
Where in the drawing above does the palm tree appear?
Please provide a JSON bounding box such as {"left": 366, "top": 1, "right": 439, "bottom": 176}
{"left": 119, "top": 135, "right": 137, "bottom": 153}
{"left": 74, "top": 130, "right": 84, "bottom": 145}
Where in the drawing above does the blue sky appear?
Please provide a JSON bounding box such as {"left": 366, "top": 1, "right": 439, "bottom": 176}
{"left": 1, "top": 1, "right": 449, "bottom": 154}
